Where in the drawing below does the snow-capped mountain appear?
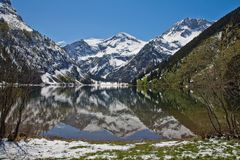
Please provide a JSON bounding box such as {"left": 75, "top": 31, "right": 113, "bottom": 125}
{"left": 0, "top": 0, "right": 212, "bottom": 84}
{"left": 106, "top": 18, "right": 213, "bottom": 83}
{"left": 0, "top": 0, "right": 31, "bottom": 31}
{"left": 64, "top": 32, "right": 146, "bottom": 80}
{"left": 0, "top": 0, "right": 86, "bottom": 84}
{"left": 64, "top": 39, "right": 99, "bottom": 58}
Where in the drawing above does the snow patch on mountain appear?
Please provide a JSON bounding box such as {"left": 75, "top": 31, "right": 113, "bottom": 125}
{"left": 109, "top": 58, "right": 126, "bottom": 67}
{"left": 64, "top": 32, "right": 146, "bottom": 81}
{"left": 84, "top": 38, "right": 104, "bottom": 47}
{"left": 106, "top": 18, "right": 213, "bottom": 83}
{"left": 0, "top": 1, "right": 88, "bottom": 84}
{"left": 0, "top": 1, "right": 212, "bottom": 85}
{"left": 0, "top": 2, "right": 32, "bottom": 31}
{"left": 160, "top": 18, "right": 212, "bottom": 55}
{"left": 96, "top": 32, "right": 146, "bottom": 57}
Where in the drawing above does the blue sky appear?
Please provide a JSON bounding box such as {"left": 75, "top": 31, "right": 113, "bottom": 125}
{"left": 12, "top": 0, "right": 240, "bottom": 43}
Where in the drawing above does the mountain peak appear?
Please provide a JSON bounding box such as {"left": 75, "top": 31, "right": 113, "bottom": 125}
{"left": 176, "top": 18, "right": 212, "bottom": 30}
{"left": 114, "top": 32, "right": 137, "bottom": 40}
{"left": 0, "top": 0, "right": 32, "bottom": 31}
{"left": 116, "top": 32, "right": 131, "bottom": 37}
{"left": 150, "top": 18, "right": 212, "bottom": 56}
{"left": 0, "top": 0, "right": 11, "bottom": 5}
{"left": 159, "top": 18, "right": 212, "bottom": 42}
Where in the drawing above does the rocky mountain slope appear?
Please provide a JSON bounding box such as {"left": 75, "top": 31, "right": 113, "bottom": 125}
{"left": 0, "top": 0, "right": 214, "bottom": 85}
{"left": 64, "top": 33, "right": 146, "bottom": 80}
{"left": 138, "top": 7, "right": 240, "bottom": 88}
{"left": 107, "top": 18, "right": 212, "bottom": 83}
{"left": 0, "top": 0, "right": 86, "bottom": 84}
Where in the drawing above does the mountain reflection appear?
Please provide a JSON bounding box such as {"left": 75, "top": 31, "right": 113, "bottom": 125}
{"left": 39, "top": 86, "right": 194, "bottom": 141}
{"left": 6, "top": 85, "right": 239, "bottom": 141}
{"left": 1, "top": 86, "right": 197, "bottom": 141}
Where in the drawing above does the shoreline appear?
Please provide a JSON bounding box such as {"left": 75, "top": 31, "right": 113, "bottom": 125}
{"left": 1, "top": 137, "right": 239, "bottom": 160}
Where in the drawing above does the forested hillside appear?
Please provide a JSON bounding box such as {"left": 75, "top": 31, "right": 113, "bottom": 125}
{"left": 137, "top": 7, "right": 240, "bottom": 90}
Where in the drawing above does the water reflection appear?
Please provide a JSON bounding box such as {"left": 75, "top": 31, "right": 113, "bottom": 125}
{"left": 0, "top": 86, "right": 239, "bottom": 141}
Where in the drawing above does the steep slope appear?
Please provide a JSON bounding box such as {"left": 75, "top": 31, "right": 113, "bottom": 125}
{"left": 139, "top": 7, "right": 240, "bottom": 88}
{"left": 0, "top": 0, "right": 85, "bottom": 84}
{"left": 64, "top": 32, "right": 146, "bottom": 80}
{"left": 107, "top": 18, "right": 212, "bottom": 83}
{"left": 64, "top": 40, "right": 99, "bottom": 58}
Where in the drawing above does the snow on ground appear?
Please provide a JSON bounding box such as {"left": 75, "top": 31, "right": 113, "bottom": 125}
{"left": 0, "top": 138, "right": 134, "bottom": 160}
{"left": 0, "top": 138, "right": 239, "bottom": 160}
{"left": 153, "top": 140, "right": 189, "bottom": 148}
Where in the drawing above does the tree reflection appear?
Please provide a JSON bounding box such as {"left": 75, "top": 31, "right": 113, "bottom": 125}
{"left": 0, "top": 86, "right": 31, "bottom": 141}
{"left": 198, "top": 87, "right": 240, "bottom": 138}
{"left": 137, "top": 86, "right": 240, "bottom": 139}
{"left": 0, "top": 84, "right": 17, "bottom": 139}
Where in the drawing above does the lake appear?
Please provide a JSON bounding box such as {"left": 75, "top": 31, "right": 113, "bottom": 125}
{"left": 0, "top": 86, "right": 239, "bottom": 142}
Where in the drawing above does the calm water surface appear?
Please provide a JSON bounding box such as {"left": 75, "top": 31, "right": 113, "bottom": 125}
{"left": 0, "top": 86, "right": 239, "bottom": 142}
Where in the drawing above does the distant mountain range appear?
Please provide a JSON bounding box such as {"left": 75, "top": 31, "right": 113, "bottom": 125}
{"left": 4, "top": 0, "right": 238, "bottom": 86}
{"left": 64, "top": 32, "right": 146, "bottom": 81}
{"left": 106, "top": 18, "right": 212, "bottom": 83}
{"left": 65, "top": 19, "right": 212, "bottom": 83}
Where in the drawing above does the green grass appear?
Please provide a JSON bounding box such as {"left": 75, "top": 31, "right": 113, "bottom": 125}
{"left": 69, "top": 146, "right": 89, "bottom": 150}
{"left": 69, "top": 139, "right": 240, "bottom": 160}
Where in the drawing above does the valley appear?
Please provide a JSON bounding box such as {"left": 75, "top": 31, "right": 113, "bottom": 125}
{"left": 0, "top": 0, "right": 239, "bottom": 159}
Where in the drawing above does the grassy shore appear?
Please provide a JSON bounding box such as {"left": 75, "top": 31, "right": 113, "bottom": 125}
{"left": 0, "top": 138, "right": 240, "bottom": 160}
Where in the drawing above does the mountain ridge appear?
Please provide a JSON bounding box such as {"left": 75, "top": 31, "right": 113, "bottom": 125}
{"left": 0, "top": 0, "right": 216, "bottom": 85}
{"left": 137, "top": 7, "right": 240, "bottom": 88}
{"left": 0, "top": 0, "right": 87, "bottom": 84}
{"left": 106, "top": 18, "right": 212, "bottom": 83}
{"left": 64, "top": 32, "right": 146, "bottom": 81}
